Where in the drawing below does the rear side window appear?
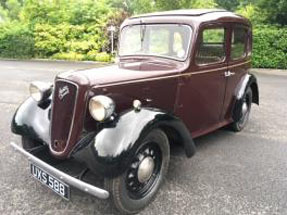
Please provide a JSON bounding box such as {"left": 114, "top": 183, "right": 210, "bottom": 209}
{"left": 196, "top": 28, "right": 226, "bottom": 65}
{"left": 231, "top": 26, "right": 248, "bottom": 60}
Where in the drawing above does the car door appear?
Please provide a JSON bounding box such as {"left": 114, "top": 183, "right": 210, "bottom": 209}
{"left": 175, "top": 23, "right": 229, "bottom": 137}
{"left": 221, "top": 24, "right": 251, "bottom": 121}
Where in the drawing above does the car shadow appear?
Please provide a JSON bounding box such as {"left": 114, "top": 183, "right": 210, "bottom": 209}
{"left": 166, "top": 128, "right": 237, "bottom": 182}
{"left": 170, "top": 127, "right": 235, "bottom": 157}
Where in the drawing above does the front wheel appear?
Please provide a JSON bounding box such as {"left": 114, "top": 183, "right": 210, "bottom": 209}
{"left": 104, "top": 129, "right": 170, "bottom": 214}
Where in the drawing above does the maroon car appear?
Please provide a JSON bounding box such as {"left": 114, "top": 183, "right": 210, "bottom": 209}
{"left": 11, "top": 9, "right": 259, "bottom": 214}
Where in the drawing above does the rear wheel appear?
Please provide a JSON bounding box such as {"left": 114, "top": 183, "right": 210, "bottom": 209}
{"left": 104, "top": 129, "right": 170, "bottom": 214}
{"left": 231, "top": 86, "right": 253, "bottom": 132}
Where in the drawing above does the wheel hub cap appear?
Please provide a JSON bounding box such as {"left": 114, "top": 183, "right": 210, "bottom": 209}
{"left": 242, "top": 102, "right": 248, "bottom": 116}
{"left": 137, "top": 156, "right": 155, "bottom": 183}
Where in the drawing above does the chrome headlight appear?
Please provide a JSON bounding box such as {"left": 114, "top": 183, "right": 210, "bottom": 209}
{"left": 89, "top": 95, "right": 115, "bottom": 121}
{"left": 29, "top": 81, "right": 52, "bottom": 102}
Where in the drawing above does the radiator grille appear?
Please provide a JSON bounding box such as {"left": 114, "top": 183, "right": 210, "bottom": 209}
{"left": 50, "top": 81, "right": 77, "bottom": 152}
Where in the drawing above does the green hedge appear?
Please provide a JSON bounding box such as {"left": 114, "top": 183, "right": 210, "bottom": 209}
{"left": 0, "top": 22, "right": 34, "bottom": 58}
{"left": 34, "top": 23, "right": 108, "bottom": 57}
{"left": 0, "top": 22, "right": 112, "bottom": 62}
{"left": 253, "top": 25, "right": 287, "bottom": 69}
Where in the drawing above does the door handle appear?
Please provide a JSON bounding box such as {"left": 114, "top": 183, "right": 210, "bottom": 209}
{"left": 224, "top": 71, "right": 235, "bottom": 77}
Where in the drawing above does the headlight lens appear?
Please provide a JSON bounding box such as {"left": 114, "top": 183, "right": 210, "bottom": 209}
{"left": 89, "top": 95, "right": 115, "bottom": 121}
{"left": 29, "top": 81, "right": 52, "bottom": 102}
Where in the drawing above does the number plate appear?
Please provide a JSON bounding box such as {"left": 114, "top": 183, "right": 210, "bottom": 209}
{"left": 30, "top": 163, "right": 70, "bottom": 200}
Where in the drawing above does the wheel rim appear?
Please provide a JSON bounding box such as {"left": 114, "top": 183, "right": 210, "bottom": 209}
{"left": 125, "top": 142, "right": 162, "bottom": 199}
{"left": 239, "top": 92, "right": 251, "bottom": 127}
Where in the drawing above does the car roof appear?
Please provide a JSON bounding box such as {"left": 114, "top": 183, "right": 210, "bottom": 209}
{"left": 122, "top": 9, "right": 250, "bottom": 28}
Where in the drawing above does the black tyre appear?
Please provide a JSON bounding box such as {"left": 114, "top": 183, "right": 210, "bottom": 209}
{"left": 104, "top": 129, "right": 170, "bottom": 214}
{"left": 231, "top": 86, "right": 253, "bottom": 132}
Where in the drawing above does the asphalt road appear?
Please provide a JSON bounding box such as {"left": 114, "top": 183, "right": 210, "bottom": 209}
{"left": 0, "top": 60, "right": 287, "bottom": 215}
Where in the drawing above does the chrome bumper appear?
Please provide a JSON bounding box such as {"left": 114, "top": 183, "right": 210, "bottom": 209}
{"left": 10, "top": 142, "right": 109, "bottom": 199}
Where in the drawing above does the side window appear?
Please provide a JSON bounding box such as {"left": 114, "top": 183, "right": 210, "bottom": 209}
{"left": 231, "top": 26, "right": 248, "bottom": 60}
{"left": 196, "top": 28, "right": 226, "bottom": 65}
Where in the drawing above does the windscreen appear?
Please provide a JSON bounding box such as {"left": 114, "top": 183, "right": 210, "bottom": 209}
{"left": 119, "top": 24, "right": 192, "bottom": 61}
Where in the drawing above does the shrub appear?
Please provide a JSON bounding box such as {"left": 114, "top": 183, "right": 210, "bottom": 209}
{"left": 51, "top": 52, "right": 85, "bottom": 61}
{"left": 86, "top": 50, "right": 99, "bottom": 61}
{"left": 34, "top": 23, "right": 109, "bottom": 58}
{"left": 95, "top": 52, "right": 111, "bottom": 62}
{"left": 34, "top": 23, "right": 69, "bottom": 57}
{"left": 0, "top": 22, "right": 34, "bottom": 58}
{"left": 253, "top": 26, "right": 287, "bottom": 69}
{"left": 51, "top": 51, "right": 111, "bottom": 62}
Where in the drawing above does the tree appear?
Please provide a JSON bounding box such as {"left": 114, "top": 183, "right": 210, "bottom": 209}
{"left": 215, "top": 0, "right": 239, "bottom": 10}
{"left": 154, "top": 0, "right": 182, "bottom": 11}
{"left": 109, "top": 0, "right": 218, "bottom": 15}
{"left": 6, "top": 0, "right": 22, "bottom": 20}
{"left": 109, "top": 0, "right": 155, "bottom": 15}
{"left": 192, "top": 0, "right": 218, "bottom": 9}
{"left": 0, "top": 0, "right": 22, "bottom": 21}
{"left": 257, "top": 0, "right": 287, "bottom": 25}
{"left": 154, "top": 0, "right": 217, "bottom": 11}
{"left": 0, "top": 0, "right": 7, "bottom": 8}
{"left": 236, "top": 3, "right": 266, "bottom": 24}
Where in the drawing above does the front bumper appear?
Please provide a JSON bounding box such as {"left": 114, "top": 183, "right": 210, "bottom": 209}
{"left": 10, "top": 142, "right": 109, "bottom": 199}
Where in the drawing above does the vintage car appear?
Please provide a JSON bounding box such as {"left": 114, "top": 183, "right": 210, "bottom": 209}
{"left": 11, "top": 9, "right": 259, "bottom": 214}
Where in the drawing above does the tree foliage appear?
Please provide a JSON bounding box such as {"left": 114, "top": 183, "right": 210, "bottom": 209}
{"left": 235, "top": 3, "right": 265, "bottom": 24}
{"left": 215, "top": 0, "right": 239, "bottom": 10}
{"left": 109, "top": 0, "right": 155, "bottom": 15}
{"left": 108, "top": 0, "right": 218, "bottom": 13}
{"left": 257, "top": 0, "right": 287, "bottom": 26}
